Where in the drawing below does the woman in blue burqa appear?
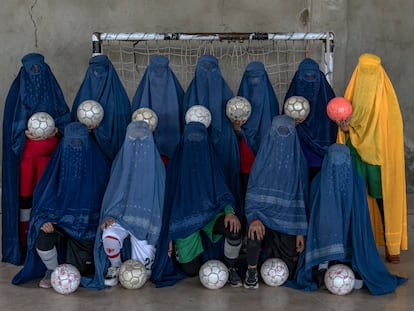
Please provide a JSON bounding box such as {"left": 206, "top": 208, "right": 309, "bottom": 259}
{"left": 82, "top": 121, "right": 166, "bottom": 289}
{"left": 152, "top": 121, "right": 243, "bottom": 288}
{"left": 131, "top": 55, "right": 184, "bottom": 164}
{"left": 12, "top": 122, "right": 111, "bottom": 288}
{"left": 284, "top": 58, "right": 337, "bottom": 181}
{"left": 182, "top": 55, "right": 241, "bottom": 217}
{"left": 291, "top": 143, "right": 407, "bottom": 295}
{"left": 71, "top": 54, "right": 131, "bottom": 161}
{"left": 2, "top": 53, "right": 71, "bottom": 265}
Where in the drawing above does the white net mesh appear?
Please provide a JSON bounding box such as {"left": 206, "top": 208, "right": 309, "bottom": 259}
{"left": 94, "top": 32, "right": 334, "bottom": 102}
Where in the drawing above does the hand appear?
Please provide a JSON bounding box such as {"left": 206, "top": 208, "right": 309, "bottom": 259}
{"left": 101, "top": 218, "right": 115, "bottom": 230}
{"left": 40, "top": 222, "right": 56, "bottom": 233}
{"left": 168, "top": 241, "right": 174, "bottom": 257}
{"left": 296, "top": 235, "right": 305, "bottom": 253}
{"left": 248, "top": 219, "right": 265, "bottom": 240}
{"left": 87, "top": 124, "right": 99, "bottom": 131}
{"left": 336, "top": 115, "right": 352, "bottom": 132}
{"left": 224, "top": 213, "right": 241, "bottom": 233}
{"left": 230, "top": 118, "right": 247, "bottom": 134}
{"left": 25, "top": 128, "right": 58, "bottom": 141}
{"left": 295, "top": 118, "right": 305, "bottom": 126}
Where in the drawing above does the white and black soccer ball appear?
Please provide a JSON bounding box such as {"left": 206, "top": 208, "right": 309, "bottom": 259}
{"left": 260, "top": 258, "right": 289, "bottom": 287}
{"left": 27, "top": 112, "right": 56, "bottom": 139}
{"left": 131, "top": 107, "right": 158, "bottom": 132}
{"left": 226, "top": 96, "right": 252, "bottom": 122}
{"left": 185, "top": 105, "right": 211, "bottom": 128}
{"left": 283, "top": 96, "right": 310, "bottom": 120}
{"left": 324, "top": 264, "right": 355, "bottom": 295}
{"left": 77, "top": 100, "right": 104, "bottom": 128}
{"left": 199, "top": 260, "right": 229, "bottom": 290}
{"left": 51, "top": 264, "right": 81, "bottom": 295}
{"left": 119, "top": 259, "right": 147, "bottom": 289}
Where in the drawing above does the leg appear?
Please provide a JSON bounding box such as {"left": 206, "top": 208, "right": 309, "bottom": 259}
{"left": 35, "top": 230, "right": 60, "bottom": 288}
{"left": 244, "top": 237, "right": 261, "bottom": 289}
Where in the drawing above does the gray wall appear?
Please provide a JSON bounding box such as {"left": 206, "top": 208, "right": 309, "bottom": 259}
{"left": 0, "top": 0, "right": 413, "bottom": 191}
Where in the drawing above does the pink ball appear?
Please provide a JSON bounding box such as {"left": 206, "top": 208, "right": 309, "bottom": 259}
{"left": 326, "top": 97, "right": 352, "bottom": 122}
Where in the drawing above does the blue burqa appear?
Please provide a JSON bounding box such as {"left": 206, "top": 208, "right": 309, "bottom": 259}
{"left": 2, "top": 53, "right": 71, "bottom": 265}
{"left": 183, "top": 55, "right": 241, "bottom": 216}
{"left": 284, "top": 58, "right": 337, "bottom": 168}
{"left": 245, "top": 115, "right": 308, "bottom": 236}
{"left": 291, "top": 143, "right": 407, "bottom": 295}
{"left": 151, "top": 122, "right": 236, "bottom": 287}
{"left": 237, "top": 61, "right": 279, "bottom": 155}
{"left": 82, "top": 121, "right": 165, "bottom": 289}
{"left": 132, "top": 55, "right": 184, "bottom": 159}
{"left": 71, "top": 54, "right": 131, "bottom": 160}
{"left": 12, "top": 122, "right": 111, "bottom": 285}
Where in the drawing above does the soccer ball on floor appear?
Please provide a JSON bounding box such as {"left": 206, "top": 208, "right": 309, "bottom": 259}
{"left": 132, "top": 107, "right": 158, "bottom": 132}
{"left": 226, "top": 96, "right": 252, "bottom": 122}
{"left": 51, "top": 264, "right": 81, "bottom": 294}
{"left": 199, "top": 260, "right": 229, "bottom": 289}
{"left": 77, "top": 100, "right": 104, "bottom": 128}
{"left": 283, "top": 96, "right": 310, "bottom": 121}
{"left": 324, "top": 264, "right": 355, "bottom": 295}
{"left": 326, "top": 97, "right": 353, "bottom": 122}
{"left": 185, "top": 105, "right": 212, "bottom": 128}
{"left": 119, "top": 259, "right": 147, "bottom": 289}
{"left": 27, "top": 112, "right": 56, "bottom": 139}
{"left": 260, "top": 258, "right": 289, "bottom": 287}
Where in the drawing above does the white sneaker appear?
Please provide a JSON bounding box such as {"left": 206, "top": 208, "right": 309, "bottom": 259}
{"left": 104, "top": 266, "right": 120, "bottom": 287}
{"left": 39, "top": 270, "right": 53, "bottom": 289}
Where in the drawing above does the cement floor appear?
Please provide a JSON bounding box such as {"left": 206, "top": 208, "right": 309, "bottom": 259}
{"left": 1, "top": 194, "right": 413, "bottom": 311}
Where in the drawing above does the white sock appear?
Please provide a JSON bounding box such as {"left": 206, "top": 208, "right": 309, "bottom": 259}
{"left": 318, "top": 261, "right": 329, "bottom": 270}
{"left": 103, "top": 235, "right": 122, "bottom": 267}
{"left": 36, "top": 247, "right": 58, "bottom": 271}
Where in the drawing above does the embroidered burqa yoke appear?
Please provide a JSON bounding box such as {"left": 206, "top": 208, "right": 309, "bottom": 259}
{"left": 237, "top": 61, "right": 279, "bottom": 155}
{"left": 2, "top": 53, "right": 71, "bottom": 264}
{"left": 132, "top": 55, "right": 184, "bottom": 159}
{"left": 284, "top": 58, "right": 337, "bottom": 168}
{"left": 152, "top": 121, "right": 236, "bottom": 287}
{"left": 292, "top": 143, "right": 407, "bottom": 295}
{"left": 245, "top": 115, "right": 308, "bottom": 236}
{"left": 337, "top": 53, "right": 407, "bottom": 256}
{"left": 12, "top": 122, "right": 110, "bottom": 285}
{"left": 182, "top": 55, "right": 241, "bottom": 215}
{"left": 83, "top": 121, "right": 166, "bottom": 289}
{"left": 71, "top": 54, "right": 131, "bottom": 160}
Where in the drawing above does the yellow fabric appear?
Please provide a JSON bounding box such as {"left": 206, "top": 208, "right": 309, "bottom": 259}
{"left": 337, "top": 53, "right": 407, "bottom": 255}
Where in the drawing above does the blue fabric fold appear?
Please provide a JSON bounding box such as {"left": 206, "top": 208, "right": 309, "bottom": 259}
{"left": 2, "top": 53, "right": 71, "bottom": 264}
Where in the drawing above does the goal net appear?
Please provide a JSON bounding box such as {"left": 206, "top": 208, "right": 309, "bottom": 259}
{"left": 92, "top": 32, "right": 335, "bottom": 103}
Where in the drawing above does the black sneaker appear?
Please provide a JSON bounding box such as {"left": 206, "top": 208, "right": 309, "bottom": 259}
{"left": 244, "top": 268, "right": 259, "bottom": 289}
{"left": 316, "top": 268, "right": 327, "bottom": 289}
{"left": 228, "top": 267, "right": 243, "bottom": 287}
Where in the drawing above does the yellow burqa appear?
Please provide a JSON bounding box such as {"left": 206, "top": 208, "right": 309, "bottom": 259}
{"left": 337, "top": 53, "right": 407, "bottom": 255}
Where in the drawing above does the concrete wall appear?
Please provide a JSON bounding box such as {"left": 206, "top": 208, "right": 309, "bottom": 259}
{"left": 0, "top": 0, "right": 413, "bottom": 191}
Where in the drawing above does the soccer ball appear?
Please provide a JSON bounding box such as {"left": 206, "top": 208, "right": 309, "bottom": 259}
{"left": 77, "top": 100, "right": 104, "bottom": 128}
{"left": 119, "top": 259, "right": 147, "bottom": 289}
{"left": 185, "top": 105, "right": 211, "bottom": 128}
{"left": 326, "top": 97, "right": 353, "bottom": 122}
{"left": 51, "top": 264, "right": 81, "bottom": 295}
{"left": 27, "top": 112, "right": 56, "bottom": 139}
{"left": 324, "top": 264, "right": 355, "bottom": 295}
{"left": 260, "top": 258, "right": 289, "bottom": 287}
{"left": 226, "top": 96, "right": 252, "bottom": 122}
{"left": 132, "top": 108, "right": 158, "bottom": 132}
{"left": 283, "top": 96, "right": 310, "bottom": 120}
{"left": 199, "top": 260, "right": 229, "bottom": 290}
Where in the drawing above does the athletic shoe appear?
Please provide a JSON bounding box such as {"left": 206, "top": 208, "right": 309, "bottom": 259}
{"left": 228, "top": 267, "right": 242, "bottom": 287}
{"left": 244, "top": 268, "right": 259, "bottom": 289}
{"left": 315, "top": 268, "right": 327, "bottom": 289}
{"left": 39, "top": 269, "right": 53, "bottom": 288}
{"left": 104, "top": 266, "right": 120, "bottom": 287}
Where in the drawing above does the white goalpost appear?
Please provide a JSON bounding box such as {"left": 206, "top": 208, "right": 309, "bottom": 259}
{"left": 92, "top": 32, "right": 335, "bottom": 103}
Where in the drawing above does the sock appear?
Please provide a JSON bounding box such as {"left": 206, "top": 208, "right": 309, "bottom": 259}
{"left": 36, "top": 246, "right": 58, "bottom": 271}
{"left": 103, "top": 235, "right": 122, "bottom": 267}
{"left": 318, "top": 261, "right": 329, "bottom": 270}
{"left": 224, "top": 237, "right": 242, "bottom": 267}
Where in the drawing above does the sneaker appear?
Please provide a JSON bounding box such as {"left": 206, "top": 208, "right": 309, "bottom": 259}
{"left": 244, "top": 268, "right": 259, "bottom": 289}
{"left": 228, "top": 267, "right": 242, "bottom": 287}
{"left": 315, "top": 268, "right": 327, "bottom": 289}
{"left": 39, "top": 269, "right": 53, "bottom": 288}
{"left": 104, "top": 266, "right": 120, "bottom": 287}
{"left": 353, "top": 279, "right": 364, "bottom": 290}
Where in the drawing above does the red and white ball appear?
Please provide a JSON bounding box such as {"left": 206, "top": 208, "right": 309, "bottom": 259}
{"left": 284, "top": 96, "right": 310, "bottom": 120}
{"left": 260, "top": 258, "right": 289, "bottom": 287}
{"left": 51, "top": 264, "right": 81, "bottom": 294}
{"left": 27, "top": 112, "right": 56, "bottom": 139}
{"left": 324, "top": 264, "right": 355, "bottom": 295}
{"left": 199, "top": 260, "right": 229, "bottom": 290}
